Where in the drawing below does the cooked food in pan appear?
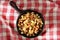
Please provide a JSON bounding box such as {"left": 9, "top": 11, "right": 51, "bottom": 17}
{"left": 17, "top": 12, "right": 43, "bottom": 36}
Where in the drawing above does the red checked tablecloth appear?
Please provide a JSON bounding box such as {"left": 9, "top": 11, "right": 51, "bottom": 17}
{"left": 0, "top": 0, "right": 60, "bottom": 40}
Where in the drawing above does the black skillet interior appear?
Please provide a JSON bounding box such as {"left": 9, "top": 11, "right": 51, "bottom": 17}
{"left": 10, "top": 1, "right": 45, "bottom": 38}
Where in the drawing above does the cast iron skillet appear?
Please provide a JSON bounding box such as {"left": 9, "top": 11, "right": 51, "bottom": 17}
{"left": 10, "top": 1, "right": 45, "bottom": 38}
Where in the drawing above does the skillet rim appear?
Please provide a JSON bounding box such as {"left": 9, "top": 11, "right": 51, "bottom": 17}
{"left": 16, "top": 9, "right": 45, "bottom": 38}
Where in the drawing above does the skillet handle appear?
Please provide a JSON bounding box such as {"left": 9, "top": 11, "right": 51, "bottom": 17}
{"left": 10, "top": 1, "right": 22, "bottom": 12}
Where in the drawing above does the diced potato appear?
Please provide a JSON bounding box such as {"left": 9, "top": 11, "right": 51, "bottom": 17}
{"left": 40, "top": 25, "right": 42, "bottom": 27}
{"left": 26, "top": 12, "right": 30, "bottom": 17}
{"left": 19, "top": 28, "right": 21, "bottom": 30}
{"left": 21, "top": 15, "right": 23, "bottom": 18}
{"left": 34, "top": 30, "right": 38, "bottom": 33}
{"left": 27, "top": 34, "right": 29, "bottom": 36}
{"left": 21, "top": 32, "right": 23, "bottom": 34}
{"left": 29, "top": 30, "right": 33, "bottom": 34}
{"left": 18, "top": 24, "right": 20, "bottom": 26}
{"left": 31, "top": 20, "right": 35, "bottom": 26}
{"left": 36, "top": 14, "right": 38, "bottom": 16}
{"left": 23, "top": 27, "right": 26, "bottom": 31}
{"left": 38, "top": 16, "right": 40, "bottom": 18}
{"left": 29, "top": 27, "right": 32, "bottom": 30}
